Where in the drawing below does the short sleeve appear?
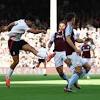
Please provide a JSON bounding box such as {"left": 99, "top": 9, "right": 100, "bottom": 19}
{"left": 49, "top": 33, "right": 55, "bottom": 42}
{"left": 25, "top": 27, "right": 31, "bottom": 32}
{"left": 65, "top": 25, "right": 73, "bottom": 37}
{"left": 14, "top": 21, "right": 18, "bottom": 25}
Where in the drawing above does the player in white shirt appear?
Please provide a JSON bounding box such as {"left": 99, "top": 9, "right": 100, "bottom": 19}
{"left": 3, "top": 18, "right": 46, "bottom": 88}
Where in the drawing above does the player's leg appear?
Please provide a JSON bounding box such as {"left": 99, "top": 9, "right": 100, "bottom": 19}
{"left": 69, "top": 66, "right": 82, "bottom": 88}
{"left": 36, "top": 59, "right": 41, "bottom": 68}
{"left": 6, "top": 39, "right": 20, "bottom": 88}
{"left": 6, "top": 55, "right": 19, "bottom": 88}
{"left": 64, "top": 54, "right": 80, "bottom": 89}
{"left": 82, "top": 63, "right": 91, "bottom": 79}
{"left": 65, "top": 56, "right": 91, "bottom": 91}
{"left": 43, "top": 60, "right": 47, "bottom": 76}
{"left": 64, "top": 66, "right": 82, "bottom": 92}
{"left": 80, "top": 57, "right": 91, "bottom": 78}
{"left": 54, "top": 52, "right": 69, "bottom": 83}
{"left": 82, "top": 63, "right": 91, "bottom": 74}
{"left": 22, "top": 43, "right": 38, "bottom": 55}
{"left": 64, "top": 57, "right": 72, "bottom": 67}
{"left": 56, "top": 66, "right": 68, "bottom": 82}
{"left": 36, "top": 63, "right": 40, "bottom": 68}
{"left": 64, "top": 53, "right": 82, "bottom": 92}
{"left": 22, "top": 43, "right": 47, "bottom": 58}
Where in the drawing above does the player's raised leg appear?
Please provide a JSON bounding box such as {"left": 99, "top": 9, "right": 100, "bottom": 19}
{"left": 22, "top": 44, "right": 47, "bottom": 58}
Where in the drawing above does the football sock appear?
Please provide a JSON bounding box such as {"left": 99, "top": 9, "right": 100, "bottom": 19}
{"left": 6, "top": 68, "right": 13, "bottom": 79}
{"left": 68, "top": 73, "right": 79, "bottom": 89}
{"left": 42, "top": 68, "right": 46, "bottom": 74}
{"left": 59, "top": 73, "right": 69, "bottom": 83}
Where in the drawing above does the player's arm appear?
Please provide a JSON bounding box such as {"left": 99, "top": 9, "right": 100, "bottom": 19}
{"left": 47, "top": 33, "right": 55, "bottom": 50}
{"left": 65, "top": 25, "right": 81, "bottom": 54}
{"left": 3, "top": 22, "right": 15, "bottom": 31}
{"left": 66, "top": 36, "right": 81, "bottom": 54}
{"left": 66, "top": 35, "right": 78, "bottom": 51}
{"left": 48, "top": 41, "right": 53, "bottom": 50}
{"left": 27, "top": 28, "right": 46, "bottom": 34}
{"left": 75, "top": 38, "right": 84, "bottom": 43}
{"left": 90, "top": 45, "right": 96, "bottom": 57}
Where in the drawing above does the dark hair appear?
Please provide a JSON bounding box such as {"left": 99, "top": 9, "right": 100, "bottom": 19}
{"left": 24, "top": 14, "right": 35, "bottom": 21}
{"left": 65, "top": 12, "right": 76, "bottom": 22}
{"left": 59, "top": 20, "right": 66, "bottom": 25}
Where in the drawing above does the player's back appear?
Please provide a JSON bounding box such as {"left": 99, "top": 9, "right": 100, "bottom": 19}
{"left": 11, "top": 19, "right": 29, "bottom": 33}
{"left": 8, "top": 19, "right": 30, "bottom": 41}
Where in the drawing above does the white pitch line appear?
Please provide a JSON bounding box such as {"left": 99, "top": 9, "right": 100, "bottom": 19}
{"left": 0, "top": 79, "right": 100, "bottom": 85}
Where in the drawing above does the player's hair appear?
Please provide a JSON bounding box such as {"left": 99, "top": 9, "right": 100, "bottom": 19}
{"left": 65, "top": 12, "right": 76, "bottom": 22}
{"left": 59, "top": 20, "right": 66, "bottom": 25}
{"left": 24, "top": 15, "right": 35, "bottom": 21}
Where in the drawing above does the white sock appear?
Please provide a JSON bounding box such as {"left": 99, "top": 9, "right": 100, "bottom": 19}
{"left": 42, "top": 68, "right": 46, "bottom": 74}
{"left": 68, "top": 73, "right": 79, "bottom": 89}
{"left": 6, "top": 68, "right": 13, "bottom": 79}
{"left": 37, "top": 68, "right": 42, "bottom": 75}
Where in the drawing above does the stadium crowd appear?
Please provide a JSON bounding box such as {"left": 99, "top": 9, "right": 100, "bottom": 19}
{"left": 0, "top": 26, "right": 100, "bottom": 70}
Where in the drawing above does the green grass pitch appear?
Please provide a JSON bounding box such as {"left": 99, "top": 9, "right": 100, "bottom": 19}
{"left": 0, "top": 75, "right": 100, "bottom": 100}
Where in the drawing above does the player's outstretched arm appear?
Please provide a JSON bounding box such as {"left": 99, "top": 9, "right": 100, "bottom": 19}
{"left": 75, "top": 38, "right": 84, "bottom": 43}
{"left": 48, "top": 41, "right": 53, "bottom": 50}
{"left": 3, "top": 22, "right": 15, "bottom": 31}
{"left": 66, "top": 35, "right": 81, "bottom": 54}
{"left": 27, "top": 28, "right": 46, "bottom": 34}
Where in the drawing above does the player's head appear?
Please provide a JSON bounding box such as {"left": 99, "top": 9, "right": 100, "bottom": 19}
{"left": 25, "top": 16, "right": 34, "bottom": 27}
{"left": 58, "top": 21, "right": 66, "bottom": 31}
{"left": 65, "top": 12, "right": 76, "bottom": 25}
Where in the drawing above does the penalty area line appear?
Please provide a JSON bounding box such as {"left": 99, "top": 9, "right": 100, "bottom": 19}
{"left": 0, "top": 79, "right": 100, "bottom": 85}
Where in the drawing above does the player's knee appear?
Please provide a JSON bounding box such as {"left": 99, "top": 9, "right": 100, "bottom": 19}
{"left": 74, "top": 66, "right": 82, "bottom": 77}
{"left": 64, "top": 58, "right": 72, "bottom": 67}
{"left": 75, "top": 66, "right": 82, "bottom": 73}
{"left": 85, "top": 68, "right": 90, "bottom": 73}
{"left": 83, "top": 64, "right": 91, "bottom": 73}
